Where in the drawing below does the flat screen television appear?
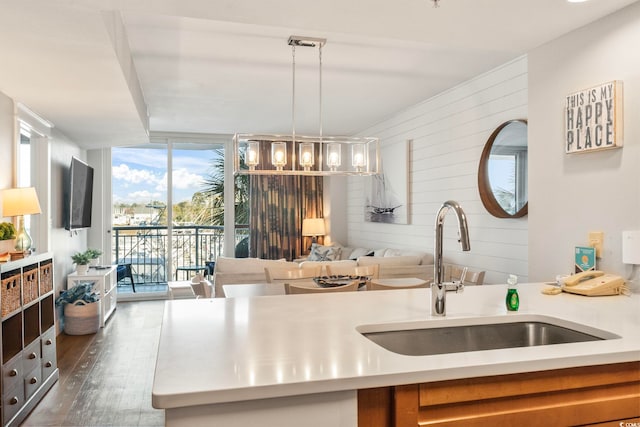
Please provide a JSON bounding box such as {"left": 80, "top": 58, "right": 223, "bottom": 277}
{"left": 66, "top": 156, "right": 94, "bottom": 230}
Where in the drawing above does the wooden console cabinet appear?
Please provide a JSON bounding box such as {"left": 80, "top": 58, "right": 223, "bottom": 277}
{"left": 358, "top": 362, "right": 640, "bottom": 427}
{"left": 0, "top": 253, "right": 58, "bottom": 427}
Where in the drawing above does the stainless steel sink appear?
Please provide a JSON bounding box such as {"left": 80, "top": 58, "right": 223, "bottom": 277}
{"left": 358, "top": 316, "right": 619, "bottom": 356}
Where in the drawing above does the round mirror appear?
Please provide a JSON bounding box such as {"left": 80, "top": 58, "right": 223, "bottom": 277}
{"left": 478, "top": 119, "right": 528, "bottom": 218}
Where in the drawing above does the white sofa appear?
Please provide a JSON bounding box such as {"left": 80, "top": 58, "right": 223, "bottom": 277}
{"left": 213, "top": 246, "right": 435, "bottom": 297}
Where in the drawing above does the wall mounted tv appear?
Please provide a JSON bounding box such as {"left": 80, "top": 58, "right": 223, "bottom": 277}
{"left": 65, "top": 156, "right": 94, "bottom": 230}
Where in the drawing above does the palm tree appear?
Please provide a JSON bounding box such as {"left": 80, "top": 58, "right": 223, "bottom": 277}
{"left": 201, "top": 149, "right": 249, "bottom": 226}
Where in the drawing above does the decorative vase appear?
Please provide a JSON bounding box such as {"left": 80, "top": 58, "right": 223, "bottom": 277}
{"left": 76, "top": 264, "right": 90, "bottom": 275}
{"left": 90, "top": 258, "right": 100, "bottom": 267}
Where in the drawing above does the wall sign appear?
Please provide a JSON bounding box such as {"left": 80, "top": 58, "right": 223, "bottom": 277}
{"left": 565, "top": 80, "right": 623, "bottom": 154}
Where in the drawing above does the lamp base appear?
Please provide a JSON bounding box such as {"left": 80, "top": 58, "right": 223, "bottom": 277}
{"left": 14, "top": 215, "right": 33, "bottom": 253}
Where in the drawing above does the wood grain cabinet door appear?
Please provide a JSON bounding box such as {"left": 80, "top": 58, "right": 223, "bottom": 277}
{"left": 358, "top": 362, "right": 640, "bottom": 427}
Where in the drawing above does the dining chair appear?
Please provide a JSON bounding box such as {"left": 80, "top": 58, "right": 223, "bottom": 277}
{"left": 264, "top": 265, "right": 322, "bottom": 283}
{"left": 366, "top": 280, "right": 429, "bottom": 291}
{"left": 325, "top": 264, "right": 379, "bottom": 280}
{"left": 191, "top": 278, "right": 213, "bottom": 298}
{"left": 444, "top": 264, "right": 485, "bottom": 285}
{"left": 285, "top": 280, "right": 359, "bottom": 294}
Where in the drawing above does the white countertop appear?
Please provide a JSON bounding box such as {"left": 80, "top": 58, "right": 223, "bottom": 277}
{"left": 152, "top": 284, "right": 640, "bottom": 409}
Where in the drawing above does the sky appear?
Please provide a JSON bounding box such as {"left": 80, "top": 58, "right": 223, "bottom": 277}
{"left": 112, "top": 146, "right": 222, "bottom": 206}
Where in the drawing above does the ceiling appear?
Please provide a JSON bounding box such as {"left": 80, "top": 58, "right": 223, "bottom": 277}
{"left": 0, "top": 0, "right": 637, "bottom": 149}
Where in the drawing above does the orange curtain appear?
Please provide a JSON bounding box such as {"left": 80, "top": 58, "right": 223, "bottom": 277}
{"left": 249, "top": 175, "right": 323, "bottom": 260}
{"left": 246, "top": 140, "right": 324, "bottom": 260}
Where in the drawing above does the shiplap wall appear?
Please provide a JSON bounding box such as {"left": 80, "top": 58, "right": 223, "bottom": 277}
{"left": 343, "top": 56, "right": 528, "bottom": 284}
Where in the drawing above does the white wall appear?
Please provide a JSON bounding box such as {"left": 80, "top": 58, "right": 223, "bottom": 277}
{"left": 0, "top": 93, "right": 14, "bottom": 191}
{"left": 49, "top": 132, "right": 88, "bottom": 288}
{"left": 528, "top": 2, "right": 640, "bottom": 282}
{"left": 0, "top": 89, "right": 88, "bottom": 331}
{"left": 342, "top": 57, "right": 529, "bottom": 284}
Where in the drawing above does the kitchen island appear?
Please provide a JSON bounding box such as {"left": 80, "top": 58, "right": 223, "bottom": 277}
{"left": 152, "top": 284, "right": 640, "bottom": 426}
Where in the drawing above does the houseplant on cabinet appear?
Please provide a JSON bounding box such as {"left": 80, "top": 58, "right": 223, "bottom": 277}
{"left": 0, "top": 221, "right": 16, "bottom": 254}
{"left": 71, "top": 251, "right": 91, "bottom": 275}
{"left": 85, "top": 248, "right": 103, "bottom": 266}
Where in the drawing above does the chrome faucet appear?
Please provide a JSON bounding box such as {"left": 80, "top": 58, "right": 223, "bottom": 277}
{"left": 431, "top": 200, "right": 470, "bottom": 316}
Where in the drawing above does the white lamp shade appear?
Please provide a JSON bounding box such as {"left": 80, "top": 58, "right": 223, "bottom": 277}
{"left": 271, "top": 142, "right": 287, "bottom": 169}
{"left": 1, "top": 187, "right": 42, "bottom": 217}
{"left": 246, "top": 141, "right": 260, "bottom": 167}
{"left": 302, "top": 218, "right": 326, "bottom": 237}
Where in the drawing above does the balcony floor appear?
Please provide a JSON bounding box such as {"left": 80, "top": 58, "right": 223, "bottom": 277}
{"left": 117, "top": 283, "right": 169, "bottom": 294}
{"left": 116, "top": 283, "right": 172, "bottom": 302}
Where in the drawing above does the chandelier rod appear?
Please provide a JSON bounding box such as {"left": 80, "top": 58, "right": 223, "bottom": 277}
{"left": 319, "top": 41, "right": 323, "bottom": 145}
{"left": 291, "top": 44, "right": 296, "bottom": 147}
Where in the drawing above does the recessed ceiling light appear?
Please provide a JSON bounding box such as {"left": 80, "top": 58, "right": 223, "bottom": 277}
{"left": 567, "top": 0, "right": 589, "bottom": 3}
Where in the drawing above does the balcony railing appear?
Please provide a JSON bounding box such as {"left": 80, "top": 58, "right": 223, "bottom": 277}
{"left": 113, "top": 225, "right": 248, "bottom": 288}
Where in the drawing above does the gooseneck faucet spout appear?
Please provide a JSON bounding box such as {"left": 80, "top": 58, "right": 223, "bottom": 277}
{"left": 432, "top": 200, "right": 470, "bottom": 316}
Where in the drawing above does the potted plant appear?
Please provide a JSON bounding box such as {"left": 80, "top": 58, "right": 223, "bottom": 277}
{"left": 85, "top": 248, "right": 103, "bottom": 266}
{"left": 55, "top": 283, "right": 100, "bottom": 335}
{"left": 0, "top": 222, "right": 16, "bottom": 253}
{"left": 71, "top": 251, "right": 92, "bottom": 275}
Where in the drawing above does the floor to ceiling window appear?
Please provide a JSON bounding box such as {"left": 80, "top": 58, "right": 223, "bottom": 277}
{"left": 111, "top": 136, "right": 234, "bottom": 294}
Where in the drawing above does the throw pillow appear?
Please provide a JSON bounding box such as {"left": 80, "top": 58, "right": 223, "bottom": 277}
{"left": 348, "top": 247, "right": 373, "bottom": 260}
{"left": 307, "top": 243, "right": 341, "bottom": 261}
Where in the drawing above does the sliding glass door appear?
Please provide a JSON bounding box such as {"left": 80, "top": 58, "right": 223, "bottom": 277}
{"left": 111, "top": 135, "right": 232, "bottom": 293}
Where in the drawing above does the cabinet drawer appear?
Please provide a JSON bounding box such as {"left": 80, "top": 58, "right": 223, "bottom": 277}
{"left": 23, "top": 340, "right": 41, "bottom": 374}
{"left": 41, "top": 328, "right": 57, "bottom": 379}
{"left": 24, "top": 366, "right": 41, "bottom": 400}
{"left": 2, "top": 355, "right": 23, "bottom": 392}
{"left": 2, "top": 382, "right": 25, "bottom": 425}
{"left": 41, "top": 328, "right": 56, "bottom": 357}
{"left": 42, "top": 355, "right": 57, "bottom": 380}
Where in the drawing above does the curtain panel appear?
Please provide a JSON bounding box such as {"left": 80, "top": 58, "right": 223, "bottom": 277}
{"left": 249, "top": 174, "right": 323, "bottom": 260}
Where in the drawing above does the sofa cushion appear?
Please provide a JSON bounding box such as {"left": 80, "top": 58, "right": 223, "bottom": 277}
{"left": 373, "top": 248, "right": 388, "bottom": 257}
{"left": 307, "top": 243, "right": 341, "bottom": 261}
{"left": 338, "top": 246, "right": 354, "bottom": 260}
{"left": 347, "top": 247, "right": 374, "bottom": 260}
{"left": 357, "top": 255, "right": 422, "bottom": 267}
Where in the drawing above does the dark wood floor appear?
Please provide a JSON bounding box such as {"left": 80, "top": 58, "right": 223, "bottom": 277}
{"left": 22, "top": 300, "right": 166, "bottom": 426}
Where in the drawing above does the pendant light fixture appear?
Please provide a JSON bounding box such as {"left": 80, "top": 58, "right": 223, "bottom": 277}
{"left": 234, "top": 36, "right": 380, "bottom": 176}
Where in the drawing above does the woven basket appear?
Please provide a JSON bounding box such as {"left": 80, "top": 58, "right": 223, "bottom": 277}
{"left": 22, "top": 267, "right": 39, "bottom": 305}
{"left": 64, "top": 300, "right": 100, "bottom": 335}
{"left": 40, "top": 262, "right": 53, "bottom": 294}
{"left": 1, "top": 271, "right": 21, "bottom": 317}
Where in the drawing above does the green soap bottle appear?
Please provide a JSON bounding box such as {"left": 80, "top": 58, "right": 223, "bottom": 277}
{"left": 506, "top": 274, "right": 519, "bottom": 311}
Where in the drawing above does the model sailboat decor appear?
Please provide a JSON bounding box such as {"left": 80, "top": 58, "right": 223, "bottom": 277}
{"left": 364, "top": 140, "right": 409, "bottom": 224}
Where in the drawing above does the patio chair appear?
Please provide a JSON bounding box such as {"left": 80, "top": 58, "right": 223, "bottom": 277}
{"left": 116, "top": 263, "right": 136, "bottom": 292}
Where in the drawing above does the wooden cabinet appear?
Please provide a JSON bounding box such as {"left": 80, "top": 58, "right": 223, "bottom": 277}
{"left": 358, "top": 362, "right": 640, "bottom": 427}
{"left": 0, "top": 253, "right": 58, "bottom": 427}
{"left": 67, "top": 266, "right": 117, "bottom": 327}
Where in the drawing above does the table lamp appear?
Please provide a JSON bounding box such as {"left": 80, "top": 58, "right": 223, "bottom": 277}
{"left": 1, "top": 187, "right": 42, "bottom": 253}
{"left": 302, "top": 218, "right": 326, "bottom": 244}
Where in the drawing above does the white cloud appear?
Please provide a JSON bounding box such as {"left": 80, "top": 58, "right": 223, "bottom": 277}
{"left": 155, "top": 169, "right": 204, "bottom": 192}
{"left": 113, "top": 164, "right": 162, "bottom": 185}
{"left": 124, "top": 190, "right": 163, "bottom": 204}
{"left": 173, "top": 169, "right": 205, "bottom": 190}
